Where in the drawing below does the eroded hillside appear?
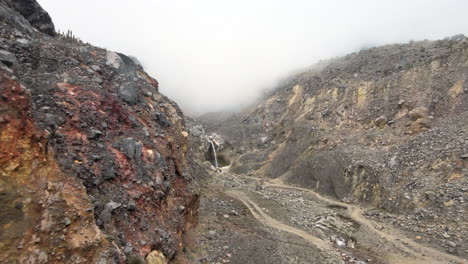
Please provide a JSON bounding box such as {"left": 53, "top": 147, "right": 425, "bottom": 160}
{"left": 198, "top": 36, "right": 467, "bottom": 261}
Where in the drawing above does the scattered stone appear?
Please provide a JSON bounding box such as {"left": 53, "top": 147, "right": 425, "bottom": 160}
{"left": 143, "top": 127, "right": 150, "bottom": 137}
{"left": 127, "top": 201, "right": 136, "bottom": 211}
{"left": 16, "top": 38, "right": 30, "bottom": 45}
{"left": 90, "top": 154, "right": 102, "bottom": 161}
{"left": 447, "top": 241, "right": 457, "bottom": 248}
{"left": 90, "top": 65, "right": 101, "bottom": 72}
{"left": 229, "top": 210, "right": 239, "bottom": 216}
{"left": 88, "top": 129, "right": 102, "bottom": 139}
{"left": 321, "top": 109, "right": 331, "bottom": 118}
{"left": 0, "top": 50, "right": 18, "bottom": 68}
{"left": 375, "top": 115, "right": 387, "bottom": 127}
{"left": 146, "top": 250, "right": 167, "bottom": 264}
{"left": 444, "top": 200, "right": 455, "bottom": 207}
{"left": 121, "top": 137, "right": 142, "bottom": 160}
{"left": 143, "top": 90, "right": 152, "bottom": 97}
{"left": 409, "top": 107, "right": 428, "bottom": 121}
{"left": 106, "top": 51, "right": 122, "bottom": 69}
{"left": 335, "top": 237, "right": 346, "bottom": 247}
{"left": 123, "top": 245, "right": 133, "bottom": 254}
{"left": 119, "top": 82, "right": 139, "bottom": 105}
{"left": 206, "top": 230, "right": 217, "bottom": 240}
{"left": 105, "top": 201, "right": 121, "bottom": 212}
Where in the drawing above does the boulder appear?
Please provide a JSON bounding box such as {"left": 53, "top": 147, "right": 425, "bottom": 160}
{"left": 106, "top": 51, "right": 123, "bottom": 69}
{"left": 121, "top": 137, "right": 142, "bottom": 160}
{"left": 106, "top": 51, "right": 139, "bottom": 77}
{"left": 0, "top": 50, "right": 18, "bottom": 69}
{"left": 374, "top": 115, "right": 388, "bottom": 128}
{"left": 119, "top": 82, "right": 139, "bottom": 105}
{"left": 146, "top": 250, "right": 167, "bottom": 264}
{"left": 409, "top": 107, "right": 428, "bottom": 121}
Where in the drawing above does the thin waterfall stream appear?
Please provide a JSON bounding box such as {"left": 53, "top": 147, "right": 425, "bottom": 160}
{"left": 209, "top": 140, "right": 219, "bottom": 169}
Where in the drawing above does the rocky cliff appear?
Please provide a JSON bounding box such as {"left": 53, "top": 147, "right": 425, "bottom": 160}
{"left": 203, "top": 36, "right": 468, "bottom": 257}
{"left": 0, "top": 1, "right": 199, "bottom": 263}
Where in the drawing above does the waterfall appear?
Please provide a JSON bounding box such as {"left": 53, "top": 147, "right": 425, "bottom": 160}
{"left": 209, "top": 140, "right": 219, "bottom": 169}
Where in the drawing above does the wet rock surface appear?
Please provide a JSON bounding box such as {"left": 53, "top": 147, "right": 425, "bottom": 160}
{"left": 0, "top": 1, "right": 199, "bottom": 263}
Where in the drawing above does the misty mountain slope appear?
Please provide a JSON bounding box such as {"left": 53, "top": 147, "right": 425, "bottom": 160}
{"left": 202, "top": 36, "right": 468, "bottom": 258}
{"left": 0, "top": 1, "right": 199, "bottom": 263}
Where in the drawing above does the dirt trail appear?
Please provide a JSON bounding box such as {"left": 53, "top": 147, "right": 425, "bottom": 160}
{"left": 265, "top": 178, "right": 466, "bottom": 264}
{"left": 226, "top": 189, "right": 330, "bottom": 251}
{"left": 193, "top": 170, "right": 466, "bottom": 264}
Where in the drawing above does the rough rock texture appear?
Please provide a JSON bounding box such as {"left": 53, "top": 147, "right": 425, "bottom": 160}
{"left": 0, "top": 1, "right": 198, "bottom": 263}
{"left": 185, "top": 119, "right": 211, "bottom": 185}
{"left": 202, "top": 36, "right": 468, "bottom": 258}
{"left": 1, "top": 0, "right": 55, "bottom": 36}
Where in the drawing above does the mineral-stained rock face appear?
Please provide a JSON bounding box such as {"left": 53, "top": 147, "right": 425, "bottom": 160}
{"left": 0, "top": 73, "right": 118, "bottom": 263}
{"left": 0, "top": 1, "right": 199, "bottom": 263}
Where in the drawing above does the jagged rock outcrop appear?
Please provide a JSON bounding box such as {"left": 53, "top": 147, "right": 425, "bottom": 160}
{"left": 1, "top": 0, "right": 55, "bottom": 36}
{"left": 0, "top": 1, "right": 198, "bottom": 263}
{"left": 202, "top": 36, "right": 468, "bottom": 257}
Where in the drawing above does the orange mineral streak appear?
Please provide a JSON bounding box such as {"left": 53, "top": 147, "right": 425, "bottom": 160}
{"left": 0, "top": 74, "right": 115, "bottom": 263}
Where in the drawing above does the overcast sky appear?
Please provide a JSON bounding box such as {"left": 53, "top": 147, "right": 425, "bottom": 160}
{"left": 39, "top": 0, "right": 468, "bottom": 116}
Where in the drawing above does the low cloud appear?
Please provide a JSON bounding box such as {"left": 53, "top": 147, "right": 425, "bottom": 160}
{"left": 40, "top": 0, "right": 468, "bottom": 116}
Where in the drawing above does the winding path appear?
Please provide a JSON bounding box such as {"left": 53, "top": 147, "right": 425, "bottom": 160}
{"left": 224, "top": 174, "right": 466, "bottom": 264}
{"left": 226, "top": 189, "right": 330, "bottom": 251}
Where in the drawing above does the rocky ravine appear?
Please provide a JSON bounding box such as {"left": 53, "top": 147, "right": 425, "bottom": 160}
{"left": 0, "top": 1, "right": 199, "bottom": 263}
{"left": 1, "top": 0, "right": 467, "bottom": 264}
{"left": 193, "top": 36, "right": 467, "bottom": 263}
{"left": 188, "top": 168, "right": 465, "bottom": 264}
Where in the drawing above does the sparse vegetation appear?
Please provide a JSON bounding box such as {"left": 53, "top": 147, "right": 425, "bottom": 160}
{"left": 56, "top": 29, "right": 90, "bottom": 45}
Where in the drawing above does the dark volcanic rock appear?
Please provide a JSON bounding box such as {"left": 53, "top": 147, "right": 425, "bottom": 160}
{"left": 121, "top": 137, "right": 143, "bottom": 160}
{"left": 0, "top": 50, "right": 18, "bottom": 69}
{"left": 119, "top": 82, "right": 139, "bottom": 105}
{"left": 0, "top": 1, "right": 199, "bottom": 263}
{"left": 3, "top": 0, "right": 55, "bottom": 36}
